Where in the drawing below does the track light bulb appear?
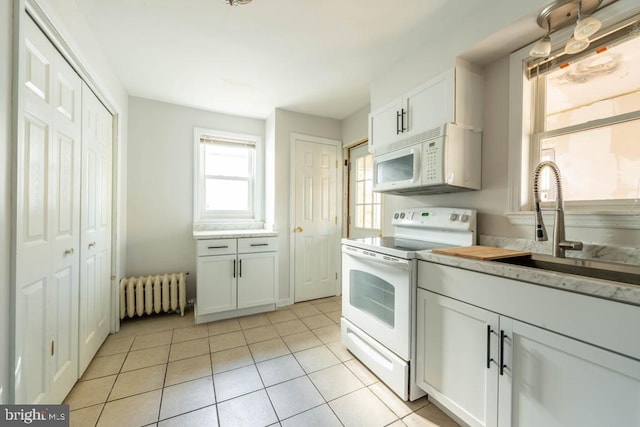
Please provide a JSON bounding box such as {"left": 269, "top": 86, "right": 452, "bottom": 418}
{"left": 574, "top": 16, "right": 601, "bottom": 40}
{"left": 530, "top": 35, "right": 552, "bottom": 58}
{"left": 565, "top": 36, "right": 590, "bottom": 54}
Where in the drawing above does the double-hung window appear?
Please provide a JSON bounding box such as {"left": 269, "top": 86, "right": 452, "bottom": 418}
{"left": 194, "top": 128, "right": 263, "bottom": 225}
{"left": 509, "top": 11, "right": 640, "bottom": 227}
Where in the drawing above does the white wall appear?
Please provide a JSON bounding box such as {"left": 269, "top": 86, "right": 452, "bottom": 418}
{"left": 272, "top": 109, "right": 342, "bottom": 303}
{"left": 126, "top": 97, "right": 265, "bottom": 297}
{"left": 342, "top": 104, "right": 369, "bottom": 146}
{"left": 0, "top": 0, "right": 13, "bottom": 405}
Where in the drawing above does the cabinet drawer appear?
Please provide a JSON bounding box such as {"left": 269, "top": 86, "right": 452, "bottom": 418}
{"left": 197, "top": 239, "right": 237, "bottom": 256}
{"left": 238, "top": 237, "right": 278, "bottom": 253}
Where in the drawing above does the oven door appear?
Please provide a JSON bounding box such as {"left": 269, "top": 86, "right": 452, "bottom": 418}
{"left": 341, "top": 245, "right": 412, "bottom": 360}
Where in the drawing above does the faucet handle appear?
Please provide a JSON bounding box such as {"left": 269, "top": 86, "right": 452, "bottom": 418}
{"left": 559, "top": 240, "right": 583, "bottom": 251}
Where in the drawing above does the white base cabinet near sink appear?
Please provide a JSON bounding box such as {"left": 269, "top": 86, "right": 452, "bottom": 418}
{"left": 416, "top": 261, "right": 640, "bottom": 427}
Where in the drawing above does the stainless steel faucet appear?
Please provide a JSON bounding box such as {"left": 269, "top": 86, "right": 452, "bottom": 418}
{"left": 532, "top": 161, "right": 583, "bottom": 258}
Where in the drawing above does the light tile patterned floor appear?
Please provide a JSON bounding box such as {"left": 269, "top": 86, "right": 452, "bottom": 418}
{"left": 65, "top": 296, "right": 459, "bottom": 427}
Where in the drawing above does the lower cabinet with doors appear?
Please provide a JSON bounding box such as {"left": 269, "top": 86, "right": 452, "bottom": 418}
{"left": 416, "top": 261, "right": 640, "bottom": 427}
{"left": 195, "top": 236, "right": 278, "bottom": 323}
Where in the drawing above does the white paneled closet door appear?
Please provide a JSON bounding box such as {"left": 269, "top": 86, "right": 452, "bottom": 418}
{"left": 78, "top": 84, "right": 113, "bottom": 375}
{"left": 15, "top": 16, "right": 82, "bottom": 403}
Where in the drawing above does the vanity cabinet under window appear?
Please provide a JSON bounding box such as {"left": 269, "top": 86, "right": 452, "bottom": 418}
{"left": 195, "top": 236, "right": 278, "bottom": 323}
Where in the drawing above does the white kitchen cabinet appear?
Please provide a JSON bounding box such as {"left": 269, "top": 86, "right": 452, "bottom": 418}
{"left": 368, "top": 60, "right": 482, "bottom": 154}
{"left": 237, "top": 252, "right": 277, "bottom": 309}
{"left": 416, "top": 290, "right": 498, "bottom": 427}
{"left": 195, "top": 236, "right": 278, "bottom": 323}
{"left": 417, "top": 262, "right": 640, "bottom": 427}
{"left": 499, "top": 318, "right": 640, "bottom": 427}
{"left": 197, "top": 254, "right": 237, "bottom": 314}
{"left": 368, "top": 98, "right": 404, "bottom": 153}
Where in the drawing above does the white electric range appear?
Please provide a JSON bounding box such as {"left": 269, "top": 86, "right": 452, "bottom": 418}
{"left": 341, "top": 207, "right": 477, "bottom": 401}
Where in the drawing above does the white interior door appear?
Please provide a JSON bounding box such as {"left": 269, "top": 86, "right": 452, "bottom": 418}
{"left": 15, "top": 16, "right": 82, "bottom": 403}
{"left": 292, "top": 135, "right": 341, "bottom": 302}
{"left": 79, "top": 83, "right": 113, "bottom": 375}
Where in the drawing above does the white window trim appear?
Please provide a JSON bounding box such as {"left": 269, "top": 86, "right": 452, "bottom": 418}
{"left": 193, "top": 127, "right": 264, "bottom": 228}
{"left": 506, "top": 1, "right": 640, "bottom": 230}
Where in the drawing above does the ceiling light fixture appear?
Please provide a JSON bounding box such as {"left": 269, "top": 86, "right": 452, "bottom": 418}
{"left": 530, "top": 20, "right": 552, "bottom": 57}
{"left": 225, "top": 0, "right": 252, "bottom": 5}
{"left": 532, "top": 0, "right": 604, "bottom": 57}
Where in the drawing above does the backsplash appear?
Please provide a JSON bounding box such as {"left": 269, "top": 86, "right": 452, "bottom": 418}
{"left": 480, "top": 235, "right": 640, "bottom": 266}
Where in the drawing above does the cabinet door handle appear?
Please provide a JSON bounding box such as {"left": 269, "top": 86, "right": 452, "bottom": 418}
{"left": 250, "top": 243, "right": 269, "bottom": 247}
{"left": 396, "top": 110, "right": 401, "bottom": 135}
{"left": 401, "top": 108, "right": 407, "bottom": 132}
{"left": 500, "top": 329, "right": 507, "bottom": 375}
{"left": 239, "top": 259, "right": 242, "bottom": 278}
{"left": 233, "top": 259, "right": 236, "bottom": 278}
{"left": 486, "top": 325, "right": 494, "bottom": 369}
{"left": 208, "top": 245, "right": 229, "bottom": 249}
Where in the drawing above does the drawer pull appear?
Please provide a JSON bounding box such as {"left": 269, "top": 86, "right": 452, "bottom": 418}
{"left": 250, "top": 243, "right": 269, "bottom": 247}
{"left": 208, "top": 245, "right": 229, "bottom": 249}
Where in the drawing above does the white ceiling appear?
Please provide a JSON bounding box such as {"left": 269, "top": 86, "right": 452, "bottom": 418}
{"left": 71, "top": 0, "right": 459, "bottom": 120}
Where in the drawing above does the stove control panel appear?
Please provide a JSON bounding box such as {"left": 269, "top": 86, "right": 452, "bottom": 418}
{"left": 391, "top": 207, "right": 476, "bottom": 231}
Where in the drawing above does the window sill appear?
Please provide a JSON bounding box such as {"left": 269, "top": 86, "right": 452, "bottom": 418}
{"left": 506, "top": 211, "right": 640, "bottom": 229}
{"left": 193, "top": 221, "right": 266, "bottom": 232}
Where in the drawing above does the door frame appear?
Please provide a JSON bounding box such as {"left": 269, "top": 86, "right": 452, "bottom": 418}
{"left": 288, "top": 133, "right": 343, "bottom": 303}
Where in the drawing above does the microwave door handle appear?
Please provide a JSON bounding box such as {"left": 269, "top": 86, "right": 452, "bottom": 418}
{"left": 412, "top": 147, "right": 421, "bottom": 184}
{"left": 345, "top": 249, "right": 411, "bottom": 270}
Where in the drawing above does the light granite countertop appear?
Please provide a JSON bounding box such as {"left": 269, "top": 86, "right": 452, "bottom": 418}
{"left": 193, "top": 229, "right": 278, "bottom": 239}
{"left": 417, "top": 251, "right": 640, "bottom": 307}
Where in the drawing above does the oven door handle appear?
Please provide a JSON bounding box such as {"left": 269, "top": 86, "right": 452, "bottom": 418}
{"left": 344, "top": 249, "right": 411, "bottom": 270}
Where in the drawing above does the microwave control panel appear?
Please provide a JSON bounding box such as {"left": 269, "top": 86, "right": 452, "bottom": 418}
{"left": 422, "top": 137, "right": 444, "bottom": 185}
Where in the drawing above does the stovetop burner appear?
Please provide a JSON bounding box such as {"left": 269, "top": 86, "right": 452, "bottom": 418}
{"left": 352, "top": 237, "right": 450, "bottom": 252}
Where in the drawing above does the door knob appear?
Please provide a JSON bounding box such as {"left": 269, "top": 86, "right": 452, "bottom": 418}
{"left": 64, "top": 248, "right": 74, "bottom": 256}
{"left": 295, "top": 226, "right": 303, "bottom": 233}
{"left": 88, "top": 241, "right": 97, "bottom": 248}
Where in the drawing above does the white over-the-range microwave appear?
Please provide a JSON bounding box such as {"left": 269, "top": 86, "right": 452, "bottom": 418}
{"left": 372, "top": 123, "right": 481, "bottom": 195}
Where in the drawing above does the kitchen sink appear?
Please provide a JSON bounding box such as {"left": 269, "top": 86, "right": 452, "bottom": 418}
{"left": 495, "top": 253, "right": 640, "bottom": 286}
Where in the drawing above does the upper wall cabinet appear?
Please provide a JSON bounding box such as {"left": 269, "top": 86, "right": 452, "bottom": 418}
{"left": 369, "top": 59, "right": 483, "bottom": 154}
